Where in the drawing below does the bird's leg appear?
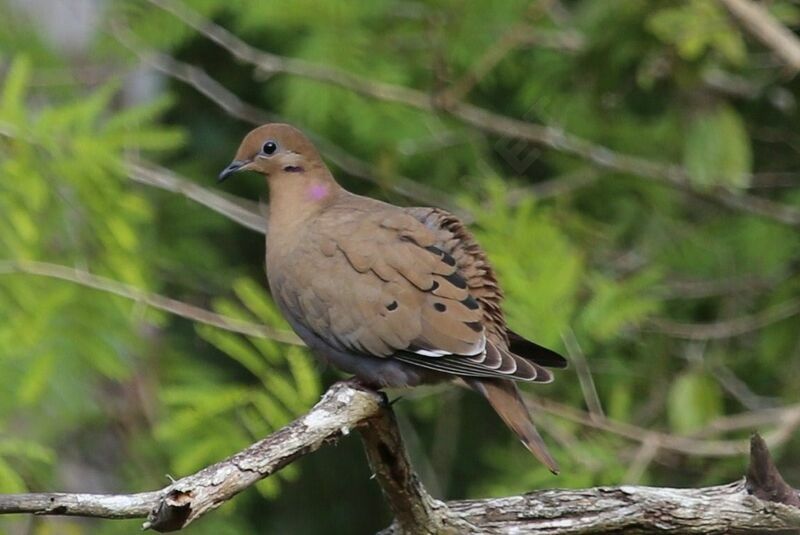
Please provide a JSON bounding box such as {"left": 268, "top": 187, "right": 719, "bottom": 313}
{"left": 387, "top": 395, "right": 404, "bottom": 407}
{"left": 340, "top": 377, "right": 402, "bottom": 407}
{"left": 341, "top": 375, "right": 381, "bottom": 390}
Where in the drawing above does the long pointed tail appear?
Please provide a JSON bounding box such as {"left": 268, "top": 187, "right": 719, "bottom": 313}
{"left": 467, "top": 378, "right": 559, "bottom": 474}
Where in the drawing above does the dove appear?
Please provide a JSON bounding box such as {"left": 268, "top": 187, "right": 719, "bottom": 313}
{"left": 219, "top": 124, "right": 567, "bottom": 473}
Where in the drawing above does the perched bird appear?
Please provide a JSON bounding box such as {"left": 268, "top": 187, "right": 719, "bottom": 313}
{"left": 219, "top": 124, "right": 567, "bottom": 473}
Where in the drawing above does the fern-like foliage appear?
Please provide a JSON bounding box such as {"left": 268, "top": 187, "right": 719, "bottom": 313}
{"left": 158, "top": 277, "right": 321, "bottom": 499}
{"left": 0, "top": 54, "right": 183, "bottom": 493}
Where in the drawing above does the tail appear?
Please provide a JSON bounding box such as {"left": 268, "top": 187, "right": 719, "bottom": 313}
{"left": 467, "top": 378, "right": 559, "bottom": 474}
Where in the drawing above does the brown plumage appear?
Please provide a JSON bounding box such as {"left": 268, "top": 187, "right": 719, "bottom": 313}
{"left": 219, "top": 123, "right": 567, "bottom": 473}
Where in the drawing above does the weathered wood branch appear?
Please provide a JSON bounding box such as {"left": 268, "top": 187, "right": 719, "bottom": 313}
{"left": 374, "top": 435, "right": 800, "bottom": 534}
{"left": 1, "top": 384, "right": 799, "bottom": 534}
{"left": 405, "top": 479, "right": 800, "bottom": 534}
{"left": 359, "top": 397, "right": 465, "bottom": 534}
{"left": 0, "top": 382, "right": 384, "bottom": 532}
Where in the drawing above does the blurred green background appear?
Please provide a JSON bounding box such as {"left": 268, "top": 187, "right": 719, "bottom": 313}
{"left": 1, "top": 0, "right": 800, "bottom": 533}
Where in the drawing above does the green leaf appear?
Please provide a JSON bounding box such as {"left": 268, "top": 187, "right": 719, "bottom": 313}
{"left": 0, "top": 456, "right": 25, "bottom": 493}
{"left": 0, "top": 56, "right": 30, "bottom": 120}
{"left": 197, "top": 325, "right": 271, "bottom": 383}
{"left": 286, "top": 347, "right": 321, "bottom": 405}
{"left": 580, "top": 270, "right": 662, "bottom": 341}
{"left": 18, "top": 352, "right": 55, "bottom": 405}
{"left": 648, "top": 0, "right": 746, "bottom": 65}
{"left": 667, "top": 370, "right": 723, "bottom": 433}
{"left": 251, "top": 390, "right": 294, "bottom": 429}
{"left": 0, "top": 438, "right": 54, "bottom": 464}
{"left": 683, "top": 105, "right": 752, "bottom": 189}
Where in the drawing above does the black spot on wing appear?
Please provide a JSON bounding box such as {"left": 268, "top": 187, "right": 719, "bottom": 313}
{"left": 434, "top": 303, "right": 447, "bottom": 312}
{"left": 462, "top": 295, "right": 480, "bottom": 310}
{"left": 444, "top": 271, "right": 467, "bottom": 289}
{"left": 424, "top": 245, "right": 456, "bottom": 267}
{"left": 465, "top": 321, "right": 483, "bottom": 333}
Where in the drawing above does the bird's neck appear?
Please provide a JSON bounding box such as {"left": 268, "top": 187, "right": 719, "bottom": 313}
{"left": 266, "top": 168, "right": 342, "bottom": 233}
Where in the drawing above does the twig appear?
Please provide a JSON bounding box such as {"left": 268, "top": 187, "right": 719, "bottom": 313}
{"left": 710, "top": 361, "right": 777, "bottom": 411}
{"left": 622, "top": 435, "right": 660, "bottom": 484}
{"left": 128, "top": 161, "right": 267, "bottom": 233}
{"left": 144, "top": 0, "right": 800, "bottom": 228}
{"left": 659, "top": 271, "right": 787, "bottom": 299}
{"left": 561, "top": 329, "right": 604, "bottom": 421}
{"left": 694, "top": 404, "right": 800, "bottom": 438}
{"left": 513, "top": 167, "right": 599, "bottom": 201}
{"left": 720, "top": 0, "right": 800, "bottom": 74}
{"left": 646, "top": 298, "right": 800, "bottom": 340}
{"left": 0, "top": 259, "right": 301, "bottom": 345}
{"left": 517, "top": 29, "right": 585, "bottom": 53}
{"left": 430, "top": 389, "right": 462, "bottom": 496}
{"left": 527, "top": 395, "right": 800, "bottom": 457}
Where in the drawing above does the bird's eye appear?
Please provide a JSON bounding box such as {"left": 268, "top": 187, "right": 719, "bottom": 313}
{"left": 262, "top": 141, "right": 277, "bottom": 155}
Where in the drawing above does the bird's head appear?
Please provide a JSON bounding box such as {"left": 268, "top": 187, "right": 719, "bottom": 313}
{"left": 218, "top": 123, "right": 324, "bottom": 183}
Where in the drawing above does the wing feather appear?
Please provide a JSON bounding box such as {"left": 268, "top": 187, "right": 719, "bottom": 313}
{"left": 274, "top": 200, "right": 562, "bottom": 384}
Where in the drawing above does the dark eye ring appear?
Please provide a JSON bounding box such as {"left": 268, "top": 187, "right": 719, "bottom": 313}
{"left": 262, "top": 141, "right": 277, "bottom": 155}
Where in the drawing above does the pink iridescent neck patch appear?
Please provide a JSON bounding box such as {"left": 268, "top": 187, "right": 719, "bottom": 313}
{"left": 308, "top": 183, "right": 329, "bottom": 201}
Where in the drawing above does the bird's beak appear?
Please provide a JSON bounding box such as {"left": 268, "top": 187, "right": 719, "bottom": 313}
{"left": 218, "top": 159, "right": 251, "bottom": 182}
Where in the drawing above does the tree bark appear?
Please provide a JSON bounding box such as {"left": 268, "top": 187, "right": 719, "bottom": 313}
{"left": 379, "top": 481, "right": 800, "bottom": 534}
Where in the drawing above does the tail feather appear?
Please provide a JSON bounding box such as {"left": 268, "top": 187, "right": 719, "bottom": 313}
{"left": 506, "top": 330, "right": 568, "bottom": 369}
{"left": 468, "top": 378, "right": 559, "bottom": 474}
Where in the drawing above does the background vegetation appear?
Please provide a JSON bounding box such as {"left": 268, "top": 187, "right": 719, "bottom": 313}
{"left": 1, "top": 0, "right": 799, "bottom": 533}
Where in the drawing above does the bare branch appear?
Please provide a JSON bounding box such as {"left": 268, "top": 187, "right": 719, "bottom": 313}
{"left": 128, "top": 161, "right": 267, "bottom": 233}
{"left": 359, "top": 399, "right": 460, "bottom": 534}
{"left": 144, "top": 0, "right": 800, "bottom": 228}
{"left": 720, "top": 0, "right": 800, "bottom": 74}
{"left": 0, "top": 259, "right": 301, "bottom": 345}
{"left": 409, "top": 479, "right": 800, "bottom": 534}
{"left": 646, "top": 299, "right": 800, "bottom": 340}
{"left": 561, "top": 329, "right": 604, "bottom": 421}
{"left": 622, "top": 435, "right": 660, "bottom": 484}
{"left": 0, "top": 491, "right": 158, "bottom": 520}
{"left": 511, "top": 167, "right": 599, "bottom": 202}
{"left": 660, "top": 271, "right": 788, "bottom": 300}
{"left": 0, "top": 382, "right": 384, "bottom": 531}
{"left": 528, "top": 395, "right": 800, "bottom": 458}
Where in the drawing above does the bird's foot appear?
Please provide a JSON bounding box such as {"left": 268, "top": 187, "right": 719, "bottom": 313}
{"left": 340, "top": 377, "right": 400, "bottom": 407}
{"left": 341, "top": 376, "right": 381, "bottom": 390}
